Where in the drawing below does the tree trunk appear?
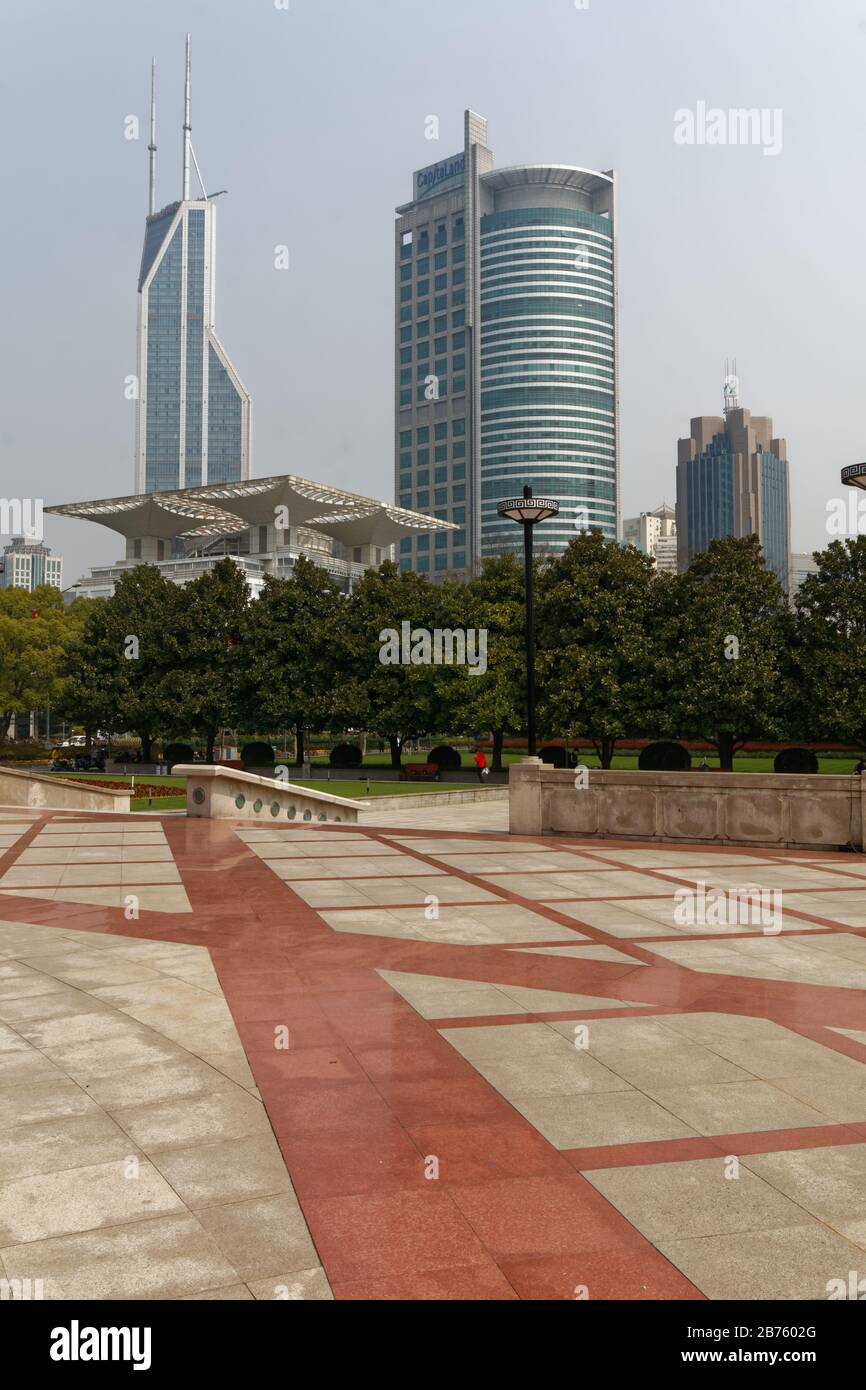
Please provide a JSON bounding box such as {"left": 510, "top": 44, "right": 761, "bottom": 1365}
{"left": 140, "top": 733, "right": 153, "bottom": 764}
{"left": 599, "top": 737, "right": 615, "bottom": 770}
{"left": 206, "top": 730, "right": 216, "bottom": 763}
{"left": 294, "top": 725, "right": 305, "bottom": 767}
{"left": 388, "top": 734, "right": 402, "bottom": 770}
{"left": 492, "top": 729, "right": 504, "bottom": 773}
{"left": 84, "top": 728, "right": 93, "bottom": 754}
{"left": 0, "top": 711, "right": 12, "bottom": 742}
{"left": 717, "top": 732, "right": 735, "bottom": 771}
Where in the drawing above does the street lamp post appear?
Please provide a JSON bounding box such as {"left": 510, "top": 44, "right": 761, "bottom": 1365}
{"left": 496, "top": 485, "right": 559, "bottom": 757}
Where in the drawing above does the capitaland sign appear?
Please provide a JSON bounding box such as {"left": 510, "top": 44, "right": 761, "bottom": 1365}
{"left": 414, "top": 150, "right": 466, "bottom": 202}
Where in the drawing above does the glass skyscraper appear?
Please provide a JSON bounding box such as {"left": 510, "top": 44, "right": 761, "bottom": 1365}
{"left": 675, "top": 404, "right": 791, "bottom": 590}
{"left": 135, "top": 41, "right": 251, "bottom": 494}
{"left": 395, "top": 111, "right": 619, "bottom": 577}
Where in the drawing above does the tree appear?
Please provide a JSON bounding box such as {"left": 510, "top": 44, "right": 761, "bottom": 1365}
{"left": 236, "top": 559, "right": 345, "bottom": 766}
{"left": 452, "top": 554, "right": 526, "bottom": 771}
{"left": 792, "top": 537, "right": 866, "bottom": 748}
{"left": 167, "top": 559, "right": 249, "bottom": 761}
{"left": 338, "top": 562, "right": 448, "bottom": 769}
{"left": 537, "top": 531, "right": 661, "bottom": 767}
{"left": 0, "top": 585, "right": 70, "bottom": 741}
{"left": 61, "top": 567, "right": 184, "bottom": 762}
{"left": 670, "top": 535, "right": 790, "bottom": 770}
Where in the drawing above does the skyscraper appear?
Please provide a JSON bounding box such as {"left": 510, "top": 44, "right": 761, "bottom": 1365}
{"left": 0, "top": 536, "right": 62, "bottom": 591}
{"left": 135, "top": 37, "right": 251, "bottom": 494}
{"left": 623, "top": 503, "right": 677, "bottom": 574}
{"left": 395, "top": 111, "right": 618, "bottom": 578}
{"left": 675, "top": 379, "right": 791, "bottom": 589}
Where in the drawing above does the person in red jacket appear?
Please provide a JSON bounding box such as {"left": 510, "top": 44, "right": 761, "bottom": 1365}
{"left": 474, "top": 748, "right": 488, "bottom": 783}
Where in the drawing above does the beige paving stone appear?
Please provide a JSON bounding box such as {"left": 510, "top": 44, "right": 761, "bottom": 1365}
{"left": 479, "top": 870, "right": 670, "bottom": 900}
{"left": 150, "top": 1134, "right": 293, "bottom": 1210}
{"left": 0, "top": 1109, "right": 138, "bottom": 1181}
{"left": 0, "top": 1157, "right": 185, "bottom": 1245}
{"left": 41, "top": 1031, "right": 192, "bottom": 1082}
{"left": 441, "top": 1021, "right": 584, "bottom": 1063}
{"left": 645, "top": 1080, "right": 829, "bottom": 1135}
{"left": 182, "top": 1284, "right": 254, "bottom": 1300}
{"left": 429, "top": 851, "right": 602, "bottom": 873}
{"left": 293, "top": 876, "right": 499, "bottom": 908}
{"left": 200, "top": 1049, "right": 259, "bottom": 1093}
{"left": 247, "top": 1267, "right": 333, "bottom": 1300}
{"left": 585, "top": 1156, "right": 814, "bottom": 1242}
{"left": 511, "top": 944, "right": 646, "bottom": 964}
{"left": 0, "top": 1048, "right": 66, "bottom": 1085}
{"left": 771, "top": 1073, "right": 866, "bottom": 1123}
{"left": 14, "top": 1010, "right": 147, "bottom": 1050}
{"left": 510, "top": 1090, "right": 698, "bottom": 1148}
{"left": 0, "top": 1074, "right": 97, "bottom": 1127}
{"left": 270, "top": 854, "right": 445, "bottom": 880}
{"left": 0, "top": 1213, "right": 238, "bottom": 1300}
{"left": 110, "top": 1088, "right": 271, "bottom": 1153}
{"left": 657, "top": 1224, "right": 866, "bottom": 1300}
{"left": 378, "top": 970, "right": 527, "bottom": 1018}
{"left": 197, "top": 1193, "right": 319, "bottom": 1282}
{"left": 321, "top": 903, "right": 582, "bottom": 946}
{"left": 251, "top": 840, "right": 402, "bottom": 859}
{"left": 81, "top": 1057, "right": 241, "bottom": 1110}
{"left": 19, "top": 952, "right": 163, "bottom": 989}
{"left": 742, "top": 1144, "right": 866, "bottom": 1225}
{"left": 473, "top": 1046, "right": 630, "bottom": 1098}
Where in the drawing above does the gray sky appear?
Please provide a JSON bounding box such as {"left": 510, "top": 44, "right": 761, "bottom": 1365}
{"left": 2, "top": 0, "right": 864, "bottom": 585}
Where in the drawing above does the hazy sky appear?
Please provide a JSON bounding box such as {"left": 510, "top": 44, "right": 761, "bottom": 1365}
{"left": 2, "top": 0, "right": 864, "bottom": 585}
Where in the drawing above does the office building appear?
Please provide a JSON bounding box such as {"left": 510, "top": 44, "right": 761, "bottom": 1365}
{"left": 623, "top": 502, "right": 677, "bottom": 573}
{"left": 790, "top": 552, "right": 819, "bottom": 592}
{"left": 0, "top": 536, "right": 63, "bottom": 591}
{"left": 395, "top": 111, "right": 618, "bottom": 577}
{"left": 676, "top": 385, "right": 791, "bottom": 589}
{"left": 135, "top": 38, "right": 251, "bottom": 494}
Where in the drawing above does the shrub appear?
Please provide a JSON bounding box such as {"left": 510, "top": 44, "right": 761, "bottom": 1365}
{"left": 638, "top": 741, "right": 692, "bottom": 771}
{"left": 774, "top": 747, "right": 819, "bottom": 774}
{"left": 329, "top": 743, "right": 363, "bottom": 768}
{"left": 428, "top": 744, "right": 461, "bottom": 771}
{"left": 539, "top": 745, "right": 568, "bottom": 768}
{"left": 241, "top": 741, "right": 275, "bottom": 769}
{"left": 0, "top": 741, "right": 48, "bottom": 763}
{"left": 163, "top": 742, "right": 195, "bottom": 770}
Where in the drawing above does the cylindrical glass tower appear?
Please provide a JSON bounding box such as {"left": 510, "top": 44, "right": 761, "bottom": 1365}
{"left": 478, "top": 166, "right": 618, "bottom": 559}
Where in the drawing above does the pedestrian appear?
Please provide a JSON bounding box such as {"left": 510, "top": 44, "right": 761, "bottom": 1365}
{"left": 474, "top": 747, "right": 488, "bottom": 783}
{"left": 854, "top": 757, "right": 866, "bottom": 776}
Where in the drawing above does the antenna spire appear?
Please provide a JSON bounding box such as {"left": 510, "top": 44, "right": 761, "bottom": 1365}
{"left": 182, "top": 33, "right": 191, "bottom": 201}
{"left": 147, "top": 59, "right": 156, "bottom": 216}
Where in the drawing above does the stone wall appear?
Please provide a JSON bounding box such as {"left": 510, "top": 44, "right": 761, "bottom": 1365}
{"left": 175, "top": 765, "right": 363, "bottom": 825}
{"left": 509, "top": 759, "right": 866, "bottom": 851}
{"left": 0, "top": 765, "right": 131, "bottom": 813}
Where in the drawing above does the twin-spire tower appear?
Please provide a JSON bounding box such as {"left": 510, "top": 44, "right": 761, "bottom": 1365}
{"left": 135, "top": 35, "right": 251, "bottom": 495}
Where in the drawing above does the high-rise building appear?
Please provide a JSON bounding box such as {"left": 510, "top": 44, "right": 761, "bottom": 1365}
{"left": 623, "top": 502, "right": 677, "bottom": 574}
{"left": 0, "top": 536, "right": 62, "bottom": 591}
{"left": 790, "top": 552, "right": 819, "bottom": 592}
{"left": 135, "top": 38, "right": 251, "bottom": 494}
{"left": 675, "top": 384, "right": 791, "bottom": 590}
{"left": 395, "top": 111, "right": 618, "bottom": 578}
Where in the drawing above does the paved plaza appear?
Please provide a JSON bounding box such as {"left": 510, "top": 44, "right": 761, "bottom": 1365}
{"left": 2, "top": 805, "right": 866, "bottom": 1299}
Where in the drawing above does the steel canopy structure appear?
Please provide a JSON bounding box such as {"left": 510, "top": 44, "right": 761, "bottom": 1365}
{"left": 46, "top": 474, "right": 456, "bottom": 549}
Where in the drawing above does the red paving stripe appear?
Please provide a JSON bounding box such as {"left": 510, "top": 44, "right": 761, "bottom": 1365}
{"left": 562, "top": 1122, "right": 866, "bottom": 1171}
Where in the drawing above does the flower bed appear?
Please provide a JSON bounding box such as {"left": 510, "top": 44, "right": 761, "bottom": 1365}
{"left": 71, "top": 779, "right": 181, "bottom": 799}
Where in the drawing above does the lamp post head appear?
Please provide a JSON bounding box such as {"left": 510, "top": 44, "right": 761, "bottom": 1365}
{"left": 842, "top": 464, "right": 866, "bottom": 493}
{"left": 497, "top": 486, "right": 560, "bottom": 526}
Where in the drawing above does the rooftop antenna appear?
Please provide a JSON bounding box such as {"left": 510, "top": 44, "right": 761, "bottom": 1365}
{"left": 182, "top": 33, "right": 191, "bottom": 201}
{"left": 147, "top": 59, "right": 156, "bottom": 216}
{"left": 723, "top": 356, "right": 739, "bottom": 414}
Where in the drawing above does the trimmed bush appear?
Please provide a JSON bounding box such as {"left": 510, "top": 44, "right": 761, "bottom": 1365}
{"left": 329, "top": 743, "right": 363, "bottom": 768}
{"left": 241, "top": 741, "right": 275, "bottom": 769}
{"left": 539, "top": 744, "right": 568, "bottom": 768}
{"left": 0, "top": 741, "right": 49, "bottom": 763}
{"left": 163, "top": 742, "right": 195, "bottom": 770}
{"left": 428, "top": 744, "right": 461, "bottom": 772}
{"left": 774, "top": 747, "right": 819, "bottom": 775}
{"left": 638, "top": 741, "right": 692, "bottom": 771}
